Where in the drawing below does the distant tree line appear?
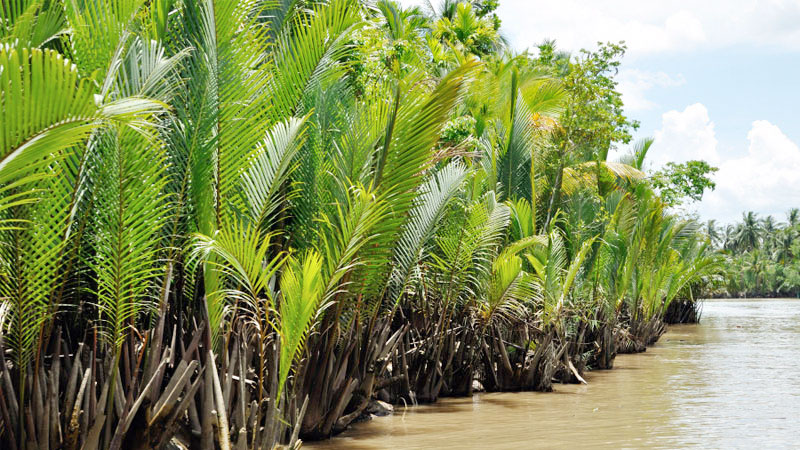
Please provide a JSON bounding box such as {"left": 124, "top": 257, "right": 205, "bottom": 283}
{"left": 706, "top": 209, "right": 800, "bottom": 298}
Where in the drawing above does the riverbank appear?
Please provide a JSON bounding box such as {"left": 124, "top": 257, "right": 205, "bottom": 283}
{"left": 308, "top": 299, "right": 800, "bottom": 449}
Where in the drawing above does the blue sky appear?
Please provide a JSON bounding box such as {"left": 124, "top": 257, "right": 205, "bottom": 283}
{"left": 398, "top": 0, "right": 800, "bottom": 224}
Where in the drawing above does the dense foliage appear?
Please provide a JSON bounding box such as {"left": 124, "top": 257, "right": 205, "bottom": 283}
{"left": 0, "top": 0, "right": 720, "bottom": 448}
{"left": 652, "top": 160, "right": 718, "bottom": 207}
{"left": 707, "top": 209, "right": 800, "bottom": 298}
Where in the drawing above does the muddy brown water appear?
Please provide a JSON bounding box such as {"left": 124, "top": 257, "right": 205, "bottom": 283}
{"left": 306, "top": 299, "right": 800, "bottom": 449}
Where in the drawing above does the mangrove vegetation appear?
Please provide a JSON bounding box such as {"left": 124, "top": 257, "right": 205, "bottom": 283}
{"left": 706, "top": 209, "right": 800, "bottom": 298}
{"left": 0, "top": 0, "right": 722, "bottom": 448}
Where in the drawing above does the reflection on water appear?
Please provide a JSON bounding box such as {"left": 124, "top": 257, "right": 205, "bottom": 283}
{"left": 306, "top": 299, "right": 800, "bottom": 449}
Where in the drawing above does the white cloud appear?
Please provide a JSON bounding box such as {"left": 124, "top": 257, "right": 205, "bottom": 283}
{"left": 647, "top": 105, "right": 800, "bottom": 222}
{"left": 497, "top": 3, "right": 707, "bottom": 57}
{"left": 501, "top": 0, "right": 800, "bottom": 56}
{"left": 398, "top": 0, "right": 800, "bottom": 57}
{"left": 702, "top": 120, "right": 800, "bottom": 223}
{"left": 649, "top": 103, "right": 719, "bottom": 169}
{"left": 617, "top": 69, "right": 685, "bottom": 112}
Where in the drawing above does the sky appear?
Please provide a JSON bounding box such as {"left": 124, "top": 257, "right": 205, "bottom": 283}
{"left": 398, "top": 0, "right": 800, "bottom": 224}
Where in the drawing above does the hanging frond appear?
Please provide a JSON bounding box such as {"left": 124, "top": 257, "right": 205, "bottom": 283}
{"left": 562, "top": 160, "right": 645, "bottom": 196}
{"left": 0, "top": 46, "right": 97, "bottom": 187}
{"left": 518, "top": 76, "right": 565, "bottom": 119}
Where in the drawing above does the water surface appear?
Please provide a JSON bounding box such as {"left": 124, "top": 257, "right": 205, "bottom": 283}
{"left": 307, "top": 299, "right": 800, "bottom": 449}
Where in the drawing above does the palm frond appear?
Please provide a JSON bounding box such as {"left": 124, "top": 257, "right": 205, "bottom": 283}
{"left": 316, "top": 184, "right": 389, "bottom": 302}
{"left": 433, "top": 194, "right": 510, "bottom": 305}
{"left": 267, "top": 0, "right": 362, "bottom": 121}
{"left": 0, "top": 46, "right": 97, "bottom": 186}
{"left": 0, "top": 0, "right": 66, "bottom": 48}
{"left": 562, "top": 161, "right": 645, "bottom": 196}
{"left": 561, "top": 235, "right": 597, "bottom": 303}
{"left": 0, "top": 156, "right": 76, "bottom": 373}
{"left": 518, "top": 76, "right": 565, "bottom": 119}
{"left": 480, "top": 253, "right": 526, "bottom": 325}
{"left": 618, "top": 137, "right": 654, "bottom": 170}
{"left": 91, "top": 126, "right": 169, "bottom": 350}
{"left": 240, "top": 116, "right": 308, "bottom": 234}
{"left": 498, "top": 88, "right": 537, "bottom": 201}
{"left": 191, "top": 218, "right": 287, "bottom": 336}
{"left": 0, "top": 44, "right": 157, "bottom": 370}
{"left": 357, "top": 61, "right": 478, "bottom": 302}
{"left": 278, "top": 250, "right": 324, "bottom": 397}
{"left": 508, "top": 197, "right": 535, "bottom": 240}
{"left": 64, "top": 0, "right": 146, "bottom": 76}
{"left": 389, "top": 161, "right": 467, "bottom": 302}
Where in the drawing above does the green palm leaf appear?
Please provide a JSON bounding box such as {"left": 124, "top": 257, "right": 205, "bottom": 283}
{"left": 357, "top": 61, "right": 478, "bottom": 302}
{"left": 91, "top": 126, "right": 169, "bottom": 350}
{"left": 240, "top": 117, "right": 308, "bottom": 235}
{"left": 433, "top": 193, "right": 510, "bottom": 306}
{"left": 0, "top": 43, "right": 167, "bottom": 383}
{"left": 0, "top": 0, "right": 66, "bottom": 48}
{"left": 389, "top": 161, "right": 467, "bottom": 302}
{"left": 0, "top": 157, "right": 75, "bottom": 381}
{"left": 267, "top": 0, "right": 362, "bottom": 121}
{"left": 0, "top": 46, "right": 97, "bottom": 186}
{"left": 316, "top": 185, "right": 389, "bottom": 301}
{"left": 278, "top": 250, "right": 324, "bottom": 397}
{"left": 64, "top": 0, "right": 146, "bottom": 76}
{"left": 191, "top": 219, "right": 287, "bottom": 334}
{"left": 480, "top": 252, "right": 540, "bottom": 325}
{"left": 562, "top": 161, "right": 645, "bottom": 196}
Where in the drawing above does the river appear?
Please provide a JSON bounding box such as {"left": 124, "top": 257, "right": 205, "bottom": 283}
{"left": 306, "top": 298, "right": 800, "bottom": 449}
